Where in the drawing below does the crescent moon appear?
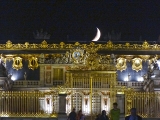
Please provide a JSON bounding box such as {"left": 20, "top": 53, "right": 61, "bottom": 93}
{"left": 92, "top": 28, "right": 101, "bottom": 41}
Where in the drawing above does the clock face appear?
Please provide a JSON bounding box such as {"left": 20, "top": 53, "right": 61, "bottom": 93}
{"left": 73, "top": 51, "right": 81, "bottom": 59}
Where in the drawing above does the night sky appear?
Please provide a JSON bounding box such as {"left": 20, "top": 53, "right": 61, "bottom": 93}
{"left": 1, "top": 1, "right": 160, "bottom": 43}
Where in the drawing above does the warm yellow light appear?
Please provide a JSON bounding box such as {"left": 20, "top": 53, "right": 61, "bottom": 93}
{"left": 117, "top": 92, "right": 124, "bottom": 94}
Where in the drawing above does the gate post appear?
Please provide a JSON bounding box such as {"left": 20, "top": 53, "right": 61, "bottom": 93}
{"left": 58, "top": 94, "right": 67, "bottom": 120}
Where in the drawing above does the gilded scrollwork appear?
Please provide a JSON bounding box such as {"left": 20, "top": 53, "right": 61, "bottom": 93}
{"left": 153, "top": 44, "right": 158, "bottom": 49}
{"left": 12, "top": 57, "right": 23, "bottom": 70}
{"left": 132, "top": 58, "right": 142, "bottom": 72}
{"left": 116, "top": 57, "right": 127, "bottom": 72}
{"left": 0, "top": 40, "right": 159, "bottom": 51}
{"left": 125, "top": 43, "right": 130, "bottom": 48}
{"left": 85, "top": 53, "right": 99, "bottom": 70}
{"left": 125, "top": 55, "right": 134, "bottom": 62}
{"left": 28, "top": 56, "right": 38, "bottom": 70}
{"left": 86, "top": 57, "right": 98, "bottom": 69}
{"left": 1, "top": 39, "right": 160, "bottom": 71}
{"left": 139, "top": 55, "right": 150, "bottom": 62}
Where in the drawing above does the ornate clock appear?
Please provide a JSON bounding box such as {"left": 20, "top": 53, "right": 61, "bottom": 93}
{"left": 72, "top": 50, "right": 83, "bottom": 63}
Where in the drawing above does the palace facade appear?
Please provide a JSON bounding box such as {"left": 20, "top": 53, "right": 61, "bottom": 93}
{"left": 0, "top": 40, "right": 159, "bottom": 119}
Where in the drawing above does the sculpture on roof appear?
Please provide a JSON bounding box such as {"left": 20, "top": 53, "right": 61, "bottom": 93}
{"left": 4, "top": 73, "right": 13, "bottom": 91}
{"left": 33, "top": 29, "right": 51, "bottom": 39}
{"left": 104, "top": 30, "right": 121, "bottom": 41}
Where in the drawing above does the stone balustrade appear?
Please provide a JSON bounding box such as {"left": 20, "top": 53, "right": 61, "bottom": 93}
{"left": 13, "top": 80, "right": 145, "bottom": 89}
{"left": 13, "top": 80, "right": 43, "bottom": 87}
{"left": 117, "top": 81, "right": 143, "bottom": 89}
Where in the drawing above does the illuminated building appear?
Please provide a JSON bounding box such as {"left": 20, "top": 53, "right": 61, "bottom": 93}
{"left": 0, "top": 39, "right": 159, "bottom": 119}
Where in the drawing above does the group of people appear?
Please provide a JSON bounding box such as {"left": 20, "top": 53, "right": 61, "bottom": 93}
{"left": 67, "top": 109, "right": 85, "bottom": 120}
{"left": 95, "top": 102, "right": 120, "bottom": 120}
{"left": 68, "top": 102, "right": 142, "bottom": 120}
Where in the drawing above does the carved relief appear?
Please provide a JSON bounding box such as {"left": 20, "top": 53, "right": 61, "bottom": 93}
{"left": 85, "top": 54, "right": 99, "bottom": 70}
{"left": 39, "top": 53, "right": 45, "bottom": 63}
{"left": 99, "top": 55, "right": 110, "bottom": 64}
{"left": 45, "top": 71, "right": 51, "bottom": 84}
{"left": 12, "top": 57, "right": 23, "bottom": 70}
{"left": 116, "top": 57, "right": 127, "bottom": 72}
{"left": 132, "top": 58, "right": 142, "bottom": 72}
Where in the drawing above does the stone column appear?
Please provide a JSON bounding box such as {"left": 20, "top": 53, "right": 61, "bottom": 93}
{"left": 39, "top": 65, "right": 45, "bottom": 86}
{"left": 58, "top": 94, "right": 67, "bottom": 120}
{"left": 116, "top": 94, "right": 125, "bottom": 114}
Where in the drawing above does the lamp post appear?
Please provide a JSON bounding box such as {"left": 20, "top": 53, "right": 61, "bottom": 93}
{"left": 128, "top": 73, "right": 131, "bottom": 81}
{"left": 127, "top": 73, "right": 131, "bottom": 87}
{"left": 24, "top": 72, "right": 27, "bottom": 80}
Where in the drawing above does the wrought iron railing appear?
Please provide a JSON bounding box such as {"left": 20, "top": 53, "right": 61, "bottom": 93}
{"left": 0, "top": 91, "right": 57, "bottom": 117}
{"left": 125, "top": 91, "right": 160, "bottom": 118}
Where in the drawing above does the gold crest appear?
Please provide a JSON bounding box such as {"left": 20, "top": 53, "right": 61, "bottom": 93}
{"left": 12, "top": 57, "right": 23, "bottom": 70}
{"left": 116, "top": 57, "right": 127, "bottom": 72}
{"left": 28, "top": 57, "right": 38, "bottom": 70}
{"left": 132, "top": 58, "right": 142, "bottom": 72}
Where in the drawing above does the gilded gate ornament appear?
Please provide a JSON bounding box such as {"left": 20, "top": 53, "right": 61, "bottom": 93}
{"left": 125, "top": 55, "right": 134, "bottom": 62}
{"left": 106, "top": 40, "right": 113, "bottom": 49}
{"left": 12, "top": 57, "right": 23, "bottom": 70}
{"left": 6, "top": 40, "right": 13, "bottom": 49}
{"left": 142, "top": 40, "right": 149, "bottom": 49}
{"left": 24, "top": 42, "right": 29, "bottom": 48}
{"left": 28, "top": 57, "right": 38, "bottom": 70}
{"left": 116, "top": 57, "right": 127, "bottom": 72}
{"left": 85, "top": 54, "right": 99, "bottom": 69}
{"left": 139, "top": 55, "right": 150, "bottom": 62}
{"left": 0, "top": 40, "right": 160, "bottom": 50}
{"left": 40, "top": 40, "right": 48, "bottom": 48}
{"left": 132, "top": 58, "right": 142, "bottom": 72}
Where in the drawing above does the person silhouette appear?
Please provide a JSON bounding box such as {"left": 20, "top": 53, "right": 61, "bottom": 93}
{"left": 125, "top": 108, "right": 142, "bottom": 120}
{"left": 68, "top": 108, "right": 77, "bottom": 120}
